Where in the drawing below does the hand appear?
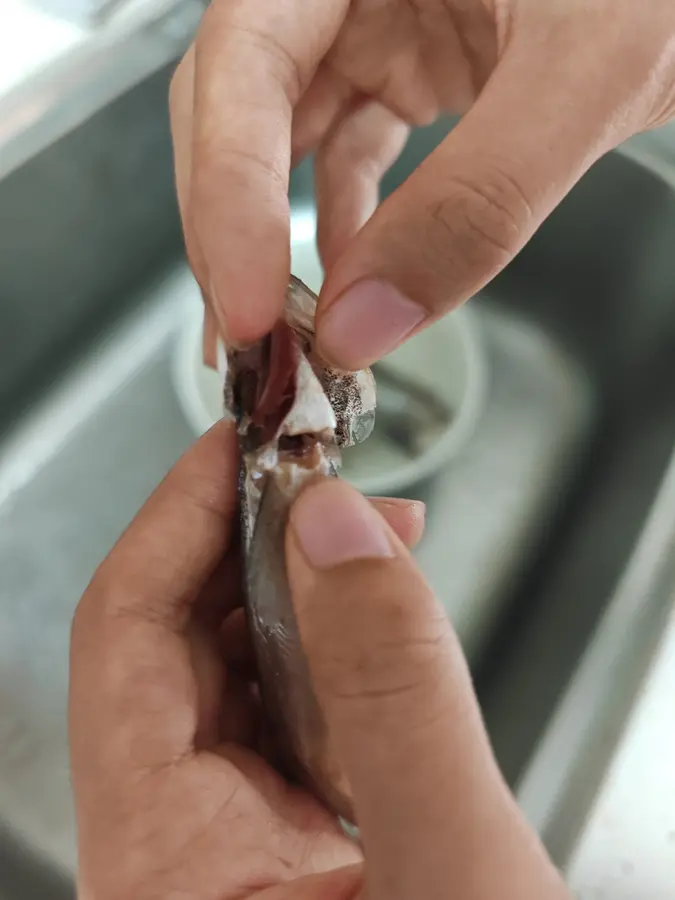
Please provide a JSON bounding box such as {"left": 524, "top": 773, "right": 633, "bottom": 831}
{"left": 170, "top": 0, "right": 675, "bottom": 369}
{"left": 69, "top": 420, "right": 571, "bottom": 899}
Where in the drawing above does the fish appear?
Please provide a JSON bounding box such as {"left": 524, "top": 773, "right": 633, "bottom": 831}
{"left": 224, "top": 276, "right": 376, "bottom": 823}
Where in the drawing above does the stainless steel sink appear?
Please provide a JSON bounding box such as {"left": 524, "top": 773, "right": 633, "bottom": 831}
{"left": 3, "top": 54, "right": 675, "bottom": 899}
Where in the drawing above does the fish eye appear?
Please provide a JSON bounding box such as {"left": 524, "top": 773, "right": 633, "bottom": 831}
{"left": 351, "top": 410, "right": 376, "bottom": 446}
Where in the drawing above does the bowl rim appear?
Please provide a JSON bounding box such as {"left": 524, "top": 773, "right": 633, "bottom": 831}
{"left": 171, "top": 303, "right": 488, "bottom": 495}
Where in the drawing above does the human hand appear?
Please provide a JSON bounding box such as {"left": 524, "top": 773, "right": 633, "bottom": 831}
{"left": 69, "top": 420, "right": 571, "bottom": 899}
{"left": 170, "top": 0, "right": 675, "bottom": 370}
{"left": 69, "top": 420, "right": 417, "bottom": 899}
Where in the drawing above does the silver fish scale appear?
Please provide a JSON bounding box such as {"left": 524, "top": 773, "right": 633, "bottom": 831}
{"left": 321, "top": 369, "right": 368, "bottom": 447}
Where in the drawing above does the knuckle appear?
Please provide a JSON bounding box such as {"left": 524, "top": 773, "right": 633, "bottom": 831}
{"left": 192, "top": 140, "right": 288, "bottom": 201}
{"left": 316, "top": 594, "right": 452, "bottom": 710}
{"left": 79, "top": 565, "right": 127, "bottom": 622}
{"left": 324, "top": 108, "right": 408, "bottom": 180}
{"left": 426, "top": 165, "right": 531, "bottom": 273}
{"left": 229, "top": 22, "right": 304, "bottom": 104}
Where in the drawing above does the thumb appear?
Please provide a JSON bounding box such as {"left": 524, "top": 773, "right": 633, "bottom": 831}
{"left": 315, "top": 40, "right": 641, "bottom": 369}
{"left": 286, "top": 479, "right": 569, "bottom": 900}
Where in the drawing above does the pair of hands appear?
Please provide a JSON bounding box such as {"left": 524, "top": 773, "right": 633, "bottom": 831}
{"left": 69, "top": 1, "right": 675, "bottom": 896}
{"left": 170, "top": 0, "right": 675, "bottom": 371}
{"left": 70, "top": 422, "right": 570, "bottom": 899}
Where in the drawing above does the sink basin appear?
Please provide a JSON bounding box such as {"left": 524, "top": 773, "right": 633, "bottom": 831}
{"left": 3, "top": 64, "right": 675, "bottom": 898}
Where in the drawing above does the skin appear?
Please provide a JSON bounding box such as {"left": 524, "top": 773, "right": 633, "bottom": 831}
{"left": 70, "top": 422, "right": 571, "bottom": 899}
{"left": 169, "top": 0, "right": 675, "bottom": 368}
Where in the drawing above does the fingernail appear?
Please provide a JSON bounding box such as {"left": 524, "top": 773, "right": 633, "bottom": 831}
{"left": 292, "top": 481, "right": 394, "bottom": 569}
{"left": 319, "top": 279, "right": 426, "bottom": 368}
{"left": 209, "top": 279, "right": 237, "bottom": 348}
{"left": 372, "top": 497, "right": 426, "bottom": 513}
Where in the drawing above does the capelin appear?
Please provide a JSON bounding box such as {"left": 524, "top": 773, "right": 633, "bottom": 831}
{"left": 228, "top": 277, "right": 371, "bottom": 824}
{"left": 225, "top": 276, "right": 376, "bottom": 460}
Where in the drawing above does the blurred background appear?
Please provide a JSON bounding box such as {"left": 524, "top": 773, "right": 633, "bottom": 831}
{"left": 2, "top": 1, "right": 675, "bottom": 897}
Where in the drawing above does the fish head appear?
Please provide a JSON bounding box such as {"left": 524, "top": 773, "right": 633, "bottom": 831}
{"left": 285, "top": 276, "right": 377, "bottom": 450}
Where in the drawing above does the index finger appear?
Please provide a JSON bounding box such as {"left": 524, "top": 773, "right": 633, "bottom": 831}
{"left": 69, "top": 421, "right": 239, "bottom": 775}
{"left": 189, "top": 0, "right": 348, "bottom": 344}
{"left": 315, "top": 42, "right": 635, "bottom": 370}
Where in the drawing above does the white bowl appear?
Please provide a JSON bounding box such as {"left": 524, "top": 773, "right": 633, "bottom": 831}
{"left": 172, "top": 212, "right": 488, "bottom": 496}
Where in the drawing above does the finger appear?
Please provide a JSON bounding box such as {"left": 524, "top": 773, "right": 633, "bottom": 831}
{"left": 368, "top": 496, "right": 425, "bottom": 549}
{"left": 189, "top": 0, "right": 349, "bottom": 345}
{"left": 286, "top": 479, "right": 569, "bottom": 900}
{"left": 170, "top": 47, "right": 209, "bottom": 292}
{"left": 315, "top": 100, "right": 409, "bottom": 270}
{"left": 169, "top": 47, "right": 194, "bottom": 228}
{"left": 189, "top": 622, "right": 227, "bottom": 750}
{"left": 202, "top": 303, "right": 219, "bottom": 369}
{"left": 70, "top": 421, "right": 240, "bottom": 776}
{"left": 95, "top": 420, "right": 239, "bottom": 626}
{"left": 170, "top": 47, "right": 220, "bottom": 368}
{"left": 291, "top": 63, "right": 354, "bottom": 167}
{"left": 246, "top": 866, "right": 362, "bottom": 900}
{"left": 220, "top": 606, "right": 255, "bottom": 671}
{"left": 316, "top": 42, "right": 639, "bottom": 369}
{"left": 218, "top": 674, "right": 260, "bottom": 746}
{"left": 218, "top": 496, "right": 425, "bottom": 700}
{"left": 217, "top": 744, "right": 363, "bottom": 877}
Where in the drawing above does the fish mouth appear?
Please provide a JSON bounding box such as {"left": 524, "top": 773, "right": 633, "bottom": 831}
{"left": 226, "top": 277, "right": 376, "bottom": 460}
{"left": 230, "top": 320, "right": 300, "bottom": 451}
{"left": 228, "top": 318, "right": 338, "bottom": 461}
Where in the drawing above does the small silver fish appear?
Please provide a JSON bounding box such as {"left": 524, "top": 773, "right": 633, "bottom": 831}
{"left": 224, "top": 276, "right": 376, "bottom": 822}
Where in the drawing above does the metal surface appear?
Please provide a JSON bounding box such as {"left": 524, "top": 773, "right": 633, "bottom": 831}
{"left": 415, "top": 304, "right": 593, "bottom": 658}
{"left": 0, "top": 64, "right": 184, "bottom": 426}
{"left": 566, "top": 590, "right": 675, "bottom": 897}
{"left": 3, "top": 55, "right": 675, "bottom": 899}
{"left": 0, "top": 270, "right": 195, "bottom": 882}
{"left": 518, "top": 440, "right": 675, "bottom": 868}
{"left": 0, "top": 0, "right": 201, "bottom": 181}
